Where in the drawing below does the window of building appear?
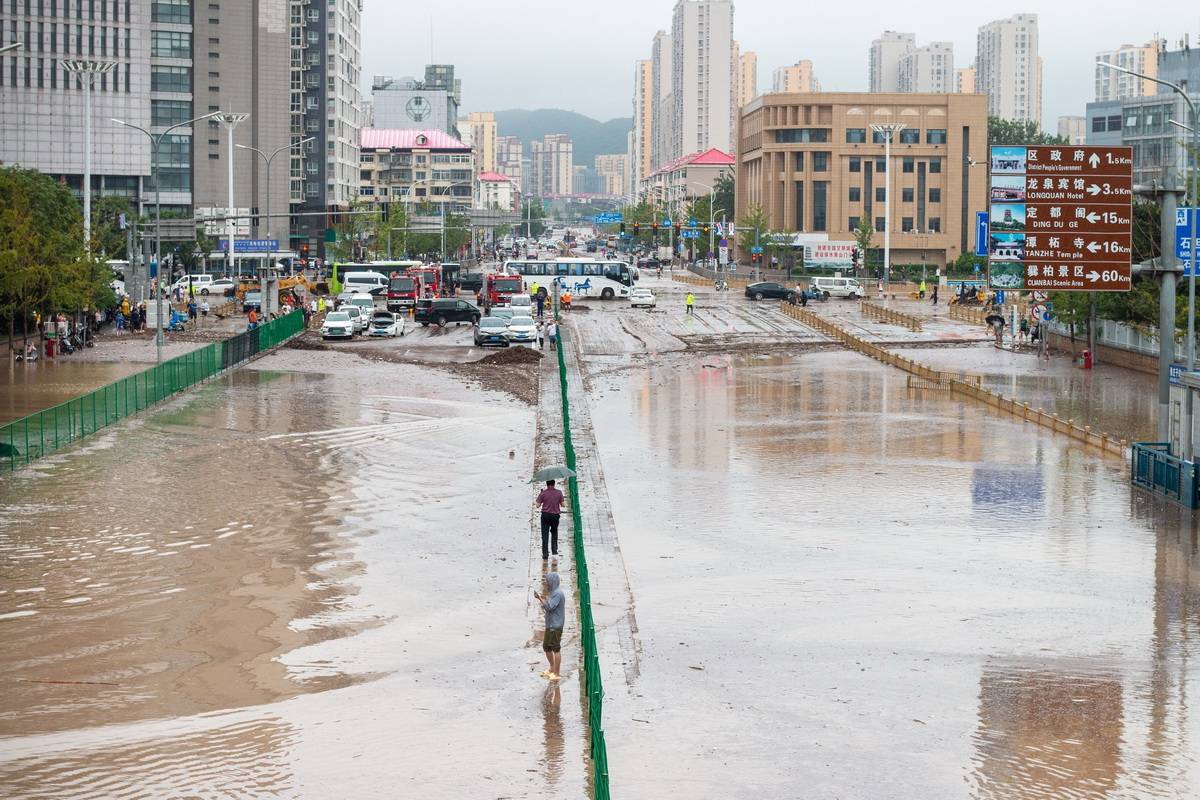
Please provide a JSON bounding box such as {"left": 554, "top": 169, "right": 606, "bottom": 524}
{"left": 775, "top": 128, "right": 830, "bottom": 143}
{"left": 1092, "top": 116, "right": 1106, "bottom": 133}
{"left": 899, "top": 128, "right": 920, "bottom": 144}
{"left": 872, "top": 129, "right": 888, "bottom": 144}
{"left": 151, "top": 99, "right": 192, "bottom": 126}
{"left": 901, "top": 157, "right": 913, "bottom": 173}
{"left": 848, "top": 216, "right": 860, "bottom": 230}
{"left": 929, "top": 217, "right": 941, "bottom": 232}
{"left": 876, "top": 157, "right": 886, "bottom": 173}
{"left": 875, "top": 187, "right": 886, "bottom": 202}
{"left": 902, "top": 187, "right": 913, "bottom": 202}
{"left": 849, "top": 187, "right": 861, "bottom": 202}
{"left": 151, "top": 30, "right": 190, "bottom": 59}
{"left": 929, "top": 188, "right": 941, "bottom": 203}
{"left": 151, "top": 0, "right": 190, "bottom": 25}
{"left": 812, "top": 152, "right": 829, "bottom": 171}
{"left": 875, "top": 217, "right": 885, "bottom": 232}
{"left": 849, "top": 156, "right": 861, "bottom": 173}
{"left": 926, "top": 129, "right": 947, "bottom": 144}
{"left": 928, "top": 158, "right": 941, "bottom": 174}
{"left": 1106, "top": 115, "right": 1122, "bottom": 131}
{"left": 902, "top": 217, "right": 914, "bottom": 232}
{"left": 812, "top": 181, "right": 827, "bottom": 232}
{"left": 151, "top": 65, "right": 190, "bottom": 93}
{"left": 792, "top": 152, "right": 804, "bottom": 171}
{"left": 845, "top": 128, "right": 866, "bottom": 143}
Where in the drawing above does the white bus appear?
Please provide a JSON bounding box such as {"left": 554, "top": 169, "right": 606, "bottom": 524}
{"left": 502, "top": 258, "right": 634, "bottom": 300}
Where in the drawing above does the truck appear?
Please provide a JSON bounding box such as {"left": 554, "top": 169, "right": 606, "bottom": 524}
{"left": 387, "top": 272, "right": 420, "bottom": 311}
{"left": 484, "top": 272, "right": 524, "bottom": 307}
{"left": 408, "top": 266, "right": 442, "bottom": 298}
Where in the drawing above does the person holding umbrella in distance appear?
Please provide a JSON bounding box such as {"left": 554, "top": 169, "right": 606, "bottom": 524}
{"left": 532, "top": 465, "right": 574, "bottom": 561}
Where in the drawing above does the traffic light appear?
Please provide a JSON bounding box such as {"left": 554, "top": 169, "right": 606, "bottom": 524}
{"left": 674, "top": 224, "right": 681, "bottom": 236}
{"left": 633, "top": 222, "right": 641, "bottom": 235}
{"left": 651, "top": 222, "right": 659, "bottom": 234}
{"left": 381, "top": 202, "right": 390, "bottom": 222}
{"left": 702, "top": 224, "right": 710, "bottom": 236}
{"left": 620, "top": 222, "right": 626, "bottom": 234}
{"left": 851, "top": 247, "right": 860, "bottom": 267}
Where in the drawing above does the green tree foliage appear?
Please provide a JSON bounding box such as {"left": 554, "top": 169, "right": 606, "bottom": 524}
{"left": 713, "top": 173, "right": 735, "bottom": 220}
{"left": 91, "top": 194, "right": 133, "bottom": 259}
{"left": 520, "top": 199, "right": 548, "bottom": 238}
{"left": 736, "top": 203, "right": 769, "bottom": 254}
{"left": 853, "top": 214, "right": 874, "bottom": 261}
{"left": 0, "top": 167, "right": 111, "bottom": 345}
{"left": 326, "top": 199, "right": 394, "bottom": 262}
{"left": 987, "top": 117, "right": 1069, "bottom": 146}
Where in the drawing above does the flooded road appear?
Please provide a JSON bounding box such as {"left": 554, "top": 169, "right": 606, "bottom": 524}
{"left": 0, "top": 360, "right": 149, "bottom": 425}
{"left": 582, "top": 345, "right": 1199, "bottom": 798}
{"left": 0, "top": 349, "right": 588, "bottom": 798}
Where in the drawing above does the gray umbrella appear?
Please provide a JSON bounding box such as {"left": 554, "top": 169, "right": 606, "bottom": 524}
{"left": 531, "top": 465, "right": 576, "bottom": 483}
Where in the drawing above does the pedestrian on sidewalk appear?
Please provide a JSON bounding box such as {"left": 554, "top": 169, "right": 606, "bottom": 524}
{"left": 919, "top": 279, "right": 927, "bottom": 299}
{"left": 992, "top": 317, "right": 1005, "bottom": 347}
{"left": 685, "top": 292, "right": 695, "bottom": 315}
{"left": 1018, "top": 315, "right": 1030, "bottom": 344}
{"left": 537, "top": 320, "right": 545, "bottom": 350}
{"left": 201, "top": 299, "right": 210, "bottom": 322}
{"left": 547, "top": 319, "right": 558, "bottom": 351}
{"left": 187, "top": 299, "right": 197, "bottom": 322}
{"left": 535, "top": 479, "right": 566, "bottom": 560}
{"left": 535, "top": 572, "right": 565, "bottom": 681}
{"left": 931, "top": 284, "right": 938, "bottom": 306}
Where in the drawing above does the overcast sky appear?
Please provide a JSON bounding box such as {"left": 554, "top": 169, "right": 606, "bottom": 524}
{"left": 361, "top": 1, "right": 1197, "bottom": 128}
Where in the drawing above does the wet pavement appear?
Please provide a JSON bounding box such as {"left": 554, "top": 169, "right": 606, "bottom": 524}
{"left": 557, "top": 295, "right": 1197, "bottom": 798}
{"left": 0, "top": 348, "right": 588, "bottom": 798}
{"left": 0, "top": 359, "right": 149, "bottom": 425}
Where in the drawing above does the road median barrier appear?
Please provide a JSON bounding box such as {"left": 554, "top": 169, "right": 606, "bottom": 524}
{"left": 1, "top": 311, "right": 305, "bottom": 474}
{"left": 860, "top": 300, "right": 923, "bottom": 331}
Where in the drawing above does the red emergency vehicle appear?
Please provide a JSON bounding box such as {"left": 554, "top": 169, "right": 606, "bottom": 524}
{"left": 387, "top": 271, "right": 420, "bottom": 311}
{"left": 485, "top": 273, "right": 524, "bottom": 306}
{"left": 408, "top": 266, "right": 442, "bottom": 298}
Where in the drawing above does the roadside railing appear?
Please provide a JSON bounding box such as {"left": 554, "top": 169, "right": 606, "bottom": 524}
{"left": 555, "top": 331, "right": 610, "bottom": 800}
{"left": 860, "top": 300, "right": 923, "bottom": 331}
{"left": 780, "top": 301, "right": 1128, "bottom": 458}
{"left": 1131, "top": 442, "right": 1198, "bottom": 507}
{"left": 1, "top": 310, "right": 305, "bottom": 474}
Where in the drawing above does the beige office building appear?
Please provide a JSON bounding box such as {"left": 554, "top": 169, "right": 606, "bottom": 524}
{"left": 737, "top": 50, "right": 759, "bottom": 110}
{"left": 773, "top": 61, "right": 819, "bottom": 94}
{"left": 956, "top": 66, "right": 976, "bottom": 94}
{"left": 977, "top": 14, "right": 1042, "bottom": 123}
{"left": 1095, "top": 41, "right": 1163, "bottom": 101}
{"left": 530, "top": 134, "right": 573, "bottom": 196}
{"left": 736, "top": 92, "right": 988, "bottom": 267}
{"left": 595, "top": 154, "right": 629, "bottom": 197}
{"left": 464, "top": 112, "right": 498, "bottom": 173}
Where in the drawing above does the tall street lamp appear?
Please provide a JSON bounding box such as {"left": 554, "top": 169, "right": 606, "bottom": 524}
{"left": 236, "top": 137, "right": 315, "bottom": 243}
{"left": 690, "top": 181, "right": 718, "bottom": 267}
{"left": 0, "top": 41, "right": 23, "bottom": 54}
{"left": 63, "top": 60, "right": 116, "bottom": 250}
{"left": 1099, "top": 61, "right": 1199, "bottom": 459}
{"left": 113, "top": 111, "right": 221, "bottom": 362}
{"left": 871, "top": 123, "right": 907, "bottom": 300}
{"left": 215, "top": 112, "right": 250, "bottom": 306}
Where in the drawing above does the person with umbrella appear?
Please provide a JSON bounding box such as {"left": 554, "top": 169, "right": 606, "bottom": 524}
{"left": 532, "top": 466, "right": 574, "bottom": 561}
{"left": 985, "top": 311, "right": 1006, "bottom": 347}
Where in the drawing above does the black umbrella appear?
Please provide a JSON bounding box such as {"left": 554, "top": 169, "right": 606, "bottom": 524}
{"left": 985, "top": 314, "right": 1005, "bottom": 326}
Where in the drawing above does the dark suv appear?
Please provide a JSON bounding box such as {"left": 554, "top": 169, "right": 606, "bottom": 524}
{"left": 415, "top": 298, "right": 481, "bottom": 327}
{"left": 744, "top": 282, "right": 790, "bottom": 301}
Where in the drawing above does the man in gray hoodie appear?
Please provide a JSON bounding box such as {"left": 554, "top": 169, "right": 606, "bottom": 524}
{"left": 535, "top": 572, "right": 565, "bottom": 680}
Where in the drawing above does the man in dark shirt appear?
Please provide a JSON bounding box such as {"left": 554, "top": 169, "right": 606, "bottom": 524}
{"left": 534, "top": 479, "right": 567, "bottom": 560}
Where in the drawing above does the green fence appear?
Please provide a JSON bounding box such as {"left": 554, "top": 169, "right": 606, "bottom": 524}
{"left": 556, "top": 332, "right": 610, "bottom": 799}
{"left": 1, "top": 311, "right": 305, "bottom": 474}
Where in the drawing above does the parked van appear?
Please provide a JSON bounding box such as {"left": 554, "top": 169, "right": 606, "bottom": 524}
{"left": 341, "top": 270, "right": 389, "bottom": 296}
{"left": 810, "top": 276, "right": 864, "bottom": 300}
{"left": 170, "top": 274, "right": 215, "bottom": 294}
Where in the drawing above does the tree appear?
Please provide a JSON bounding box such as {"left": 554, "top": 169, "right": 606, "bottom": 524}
{"left": 853, "top": 214, "right": 874, "bottom": 264}
{"left": 326, "top": 199, "right": 385, "bottom": 263}
{"left": 988, "top": 117, "right": 1069, "bottom": 146}
{"left": 713, "top": 173, "right": 734, "bottom": 220}
{"left": 519, "top": 199, "right": 548, "bottom": 238}
{"left": 91, "top": 194, "right": 134, "bottom": 259}
{"left": 736, "top": 203, "right": 769, "bottom": 254}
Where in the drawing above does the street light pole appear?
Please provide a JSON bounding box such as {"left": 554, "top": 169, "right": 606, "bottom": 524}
{"left": 871, "top": 123, "right": 906, "bottom": 301}
{"left": 0, "top": 41, "right": 23, "bottom": 54}
{"left": 114, "top": 111, "right": 221, "bottom": 361}
{"left": 63, "top": 60, "right": 116, "bottom": 250}
{"left": 1100, "top": 61, "right": 1199, "bottom": 458}
{"left": 237, "top": 136, "right": 315, "bottom": 243}
{"left": 215, "top": 112, "right": 249, "bottom": 307}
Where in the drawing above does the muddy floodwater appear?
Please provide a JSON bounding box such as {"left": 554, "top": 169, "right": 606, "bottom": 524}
{"left": 585, "top": 347, "right": 1199, "bottom": 799}
{"left": 0, "top": 351, "right": 587, "bottom": 798}
{"left": 0, "top": 360, "right": 149, "bottom": 424}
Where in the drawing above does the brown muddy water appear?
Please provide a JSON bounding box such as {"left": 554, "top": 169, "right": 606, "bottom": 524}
{"left": 587, "top": 348, "right": 1199, "bottom": 799}
{"left": 0, "top": 353, "right": 587, "bottom": 798}
{"left": 0, "top": 360, "right": 149, "bottom": 425}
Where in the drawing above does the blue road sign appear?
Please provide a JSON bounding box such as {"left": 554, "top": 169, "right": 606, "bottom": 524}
{"left": 662, "top": 218, "right": 673, "bottom": 227}
{"left": 688, "top": 218, "right": 698, "bottom": 228}
{"left": 751, "top": 246, "right": 764, "bottom": 254}
{"left": 681, "top": 229, "right": 700, "bottom": 239}
{"left": 1171, "top": 363, "right": 1187, "bottom": 386}
{"left": 1176, "top": 207, "right": 1197, "bottom": 267}
{"left": 219, "top": 238, "right": 279, "bottom": 253}
{"left": 975, "top": 211, "right": 989, "bottom": 257}
{"left": 593, "top": 212, "right": 623, "bottom": 224}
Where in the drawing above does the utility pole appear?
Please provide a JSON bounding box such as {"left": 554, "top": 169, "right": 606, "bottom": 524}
{"left": 217, "top": 112, "right": 250, "bottom": 309}
{"left": 871, "top": 123, "right": 906, "bottom": 302}
{"left": 1156, "top": 186, "right": 1184, "bottom": 442}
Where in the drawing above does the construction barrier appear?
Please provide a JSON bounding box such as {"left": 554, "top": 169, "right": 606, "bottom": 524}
{"left": 1, "top": 310, "right": 305, "bottom": 474}
{"left": 780, "top": 301, "right": 1128, "bottom": 458}
{"left": 860, "top": 300, "right": 923, "bottom": 331}
{"left": 555, "top": 331, "right": 610, "bottom": 800}
{"left": 671, "top": 271, "right": 753, "bottom": 289}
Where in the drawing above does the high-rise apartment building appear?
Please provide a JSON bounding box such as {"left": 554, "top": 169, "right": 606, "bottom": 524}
{"left": 496, "top": 135, "right": 523, "bottom": 189}
{"left": 772, "top": 61, "right": 819, "bottom": 93}
{"left": 631, "top": 60, "right": 654, "bottom": 191}
{"left": 530, "top": 134, "right": 573, "bottom": 196}
{"left": 737, "top": 51, "right": 758, "bottom": 111}
{"left": 192, "top": 3, "right": 292, "bottom": 244}
{"left": 650, "top": 30, "right": 673, "bottom": 170}
{"left": 956, "top": 66, "right": 976, "bottom": 94}
{"left": 1057, "top": 115, "right": 1086, "bottom": 144}
{"left": 976, "top": 14, "right": 1042, "bottom": 123}
{"left": 670, "top": 0, "right": 736, "bottom": 162}
{"left": 291, "top": 0, "right": 363, "bottom": 254}
{"left": 594, "top": 154, "right": 629, "bottom": 197}
{"left": 1095, "top": 41, "right": 1163, "bottom": 101}
{"left": 898, "top": 43, "right": 954, "bottom": 93}
{"left": 463, "top": 112, "right": 497, "bottom": 173}
{"left": 869, "top": 32, "right": 915, "bottom": 93}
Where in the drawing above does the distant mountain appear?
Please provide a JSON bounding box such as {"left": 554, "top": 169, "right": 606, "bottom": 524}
{"left": 493, "top": 109, "right": 632, "bottom": 167}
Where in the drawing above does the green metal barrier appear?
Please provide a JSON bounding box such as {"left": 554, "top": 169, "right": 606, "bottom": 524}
{"left": 1, "top": 310, "right": 305, "bottom": 474}
{"left": 556, "top": 332, "right": 610, "bottom": 799}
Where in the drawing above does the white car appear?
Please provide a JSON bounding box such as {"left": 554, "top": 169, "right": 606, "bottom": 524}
{"left": 342, "top": 304, "right": 366, "bottom": 333}
{"left": 368, "top": 310, "right": 405, "bottom": 337}
{"left": 630, "top": 288, "right": 657, "bottom": 308}
{"left": 510, "top": 293, "right": 533, "bottom": 312}
{"left": 207, "top": 278, "right": 236, "bottom": 295}
{"left": 322, "top": 310, "right": 355, "bottom": 340}
{"left": 505, "top": 315, "right": 538, "bottom": 345}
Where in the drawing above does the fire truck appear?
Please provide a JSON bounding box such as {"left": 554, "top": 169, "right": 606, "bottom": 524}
{"left": 484, "top": 273, "right": 525, "bottom": 306}
{"left": 408, "top": 266, "right": 442, "bottom": 299}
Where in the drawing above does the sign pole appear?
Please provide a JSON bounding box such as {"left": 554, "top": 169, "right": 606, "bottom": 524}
{"left": 1159, "top": 189, "right": 1181, "bottom": 442}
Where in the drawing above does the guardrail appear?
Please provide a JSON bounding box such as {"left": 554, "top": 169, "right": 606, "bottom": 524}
{"left": 555, "top": 332, "right": 610, "bottom": 800}
{"left": 1131, "top": 442, "right": 1198, "bottom": 507}
{"left": 948, "top": 303, "right": 1031, "bottom": 327}
{"left": 1, "top": 310, "right": 305, "bottom": 474}
{"left": 780, "top": 301, "right": 1128, "bottom": 457}
{"left": 860, "top": 300, "right": 923, "bottom": 331}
